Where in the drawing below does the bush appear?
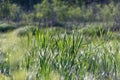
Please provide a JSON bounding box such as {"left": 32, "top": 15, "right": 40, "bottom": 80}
{"left": 0, "top": 1, "right": 21, "bottom": 21}
{"left": 9, "top": 4, "right": 21, "bottom": 22}
{"left": 0, "top": 0, "right": 10, "bottom": 19}
{"left": 112, "top": 3, "right": 120, "bottom": 31}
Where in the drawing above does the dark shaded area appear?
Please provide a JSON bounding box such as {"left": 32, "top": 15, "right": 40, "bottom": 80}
{"left": 10, "top": 0, "right": 119, "bottom": 9}
{"left": 10, "top": 0, "right": 42, "bottom": 10}
{"left": 0, "top": 24, "right": 16, "bottom": 33}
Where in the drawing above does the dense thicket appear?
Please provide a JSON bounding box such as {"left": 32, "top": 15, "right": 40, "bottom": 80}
{"left": 0, "top": 0, "right": 120, "bottom": 28}
{"left": 8, "top": 0, "right": 120, "bottom": 9}
{"left": 10, "top": 0, "right": 42, "bottom": 9}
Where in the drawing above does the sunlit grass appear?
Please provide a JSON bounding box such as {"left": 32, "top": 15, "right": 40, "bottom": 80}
{"left": 0, "top": 73, "right": 10, "bottom": 80}
{"left": 12, "top": 69, "right": 26, "bottom": 80}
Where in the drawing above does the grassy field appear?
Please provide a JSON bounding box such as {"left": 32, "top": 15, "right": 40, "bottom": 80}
{"left": 0, "top": 23, "right": 120, "bottom": 80}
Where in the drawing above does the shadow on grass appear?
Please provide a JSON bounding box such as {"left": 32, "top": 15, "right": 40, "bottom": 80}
{"left": 0, "top": 23, "right": 17, "bottom": 33}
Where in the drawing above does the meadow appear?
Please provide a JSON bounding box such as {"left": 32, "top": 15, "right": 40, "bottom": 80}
{"left": 0, "top": 0, "right": 120, "bottom": 80}
{"left": 0, "top": 22, "right": 120, "bottom": 80}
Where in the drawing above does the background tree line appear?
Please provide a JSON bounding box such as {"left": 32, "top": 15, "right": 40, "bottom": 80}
{"left": 3, "top": 0, "right": 119, "bottom": 9}
{"left": 0, "top": 0, "right": 120, "bottom": 28}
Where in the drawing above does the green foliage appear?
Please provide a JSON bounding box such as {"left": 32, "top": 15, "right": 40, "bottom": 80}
{"left": 22, "top": 28, "right": 120, "bottom": 79}
{"left": 0, "top": 0, "right": 120, "bottom": 26}
{"left": 0, "top": 26, "right": 120, "bottom": 79}
{"left": 0, "top": 0, "right": 120, "bottom": 79}
{"left": 100, "top": 3, "right": 118, "bottom": 21}
{"left": 0, "top": 0, "right": 11, "bottom": 19}
{"left": 9, "top": 4, "right": 21, "bottom": 21}
{"left": 0, "top": 51, "right": 9, "bottom": 75}
{"left": 34, "top": 0, "right": 54, "bottom": 19}
{"left": 9, "top": 0, "right": 119, "bottom": 9}
{"left": 0, "top": 0, "right": 21, "bottom": 21}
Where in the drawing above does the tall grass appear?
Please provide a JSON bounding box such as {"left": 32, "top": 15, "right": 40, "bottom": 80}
{"left": 0, "top": 27, "right": 120, "bottom": 80}
{"left": 23, "top": 27, "right": 120, "bottom": 80}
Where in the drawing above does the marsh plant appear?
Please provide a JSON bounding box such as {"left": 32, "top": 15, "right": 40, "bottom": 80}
{"left": 20, "top": 28, "right": 120, "bottom": 80}
{"left": 0, "top": 24, "right": 120, "bottom": 80}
